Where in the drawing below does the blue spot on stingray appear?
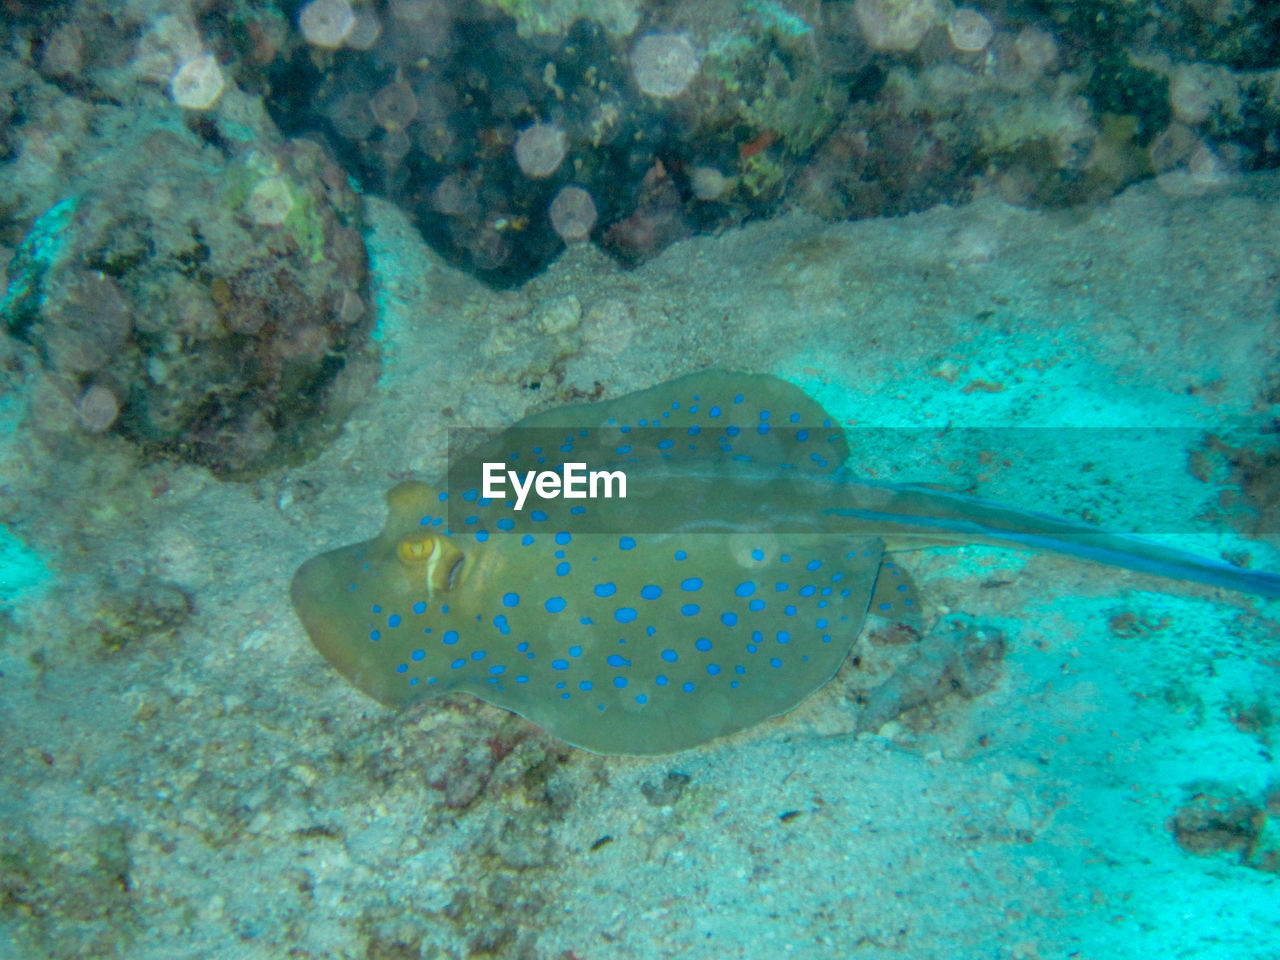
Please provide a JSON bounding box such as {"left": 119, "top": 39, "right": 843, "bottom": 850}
{"left": 555, "top": 532, "right": 571, "bottom": 545}
{"left": 709, "top": 405, "right": 722, "bottom": 417}
{"left": 521, "top": 534, "right": 534, "bottom": 546}
{"left": 879, "top": 602, "right": 891, "bottom": 611}
{"left": 545, "top": 597, "right": 567, "bottom": 613}
{"left": 806, "top": 559, "right": 822, "bottom": 571}
{"left": 437, "top": 491, "right": 448, "bottom": 501}
{"left": 661, "top": 649, "right": 678, "bottom": 663}
{"left": 413, "top": 601, "right": 427, "bottom": 614}
{"left": 555, "top": 550, "right": 564, "bottom": 559}
{"left": 619, "top": 536, "right": 636, "bottom": 550}
{"left": 370, "top": 630, "right": 381, "bottom": 642}
{"left": 735, "top": 665, "right": 745, "bottom": 675}
{"left": 497, "top": 518, "right": 514, "bottom": 531}
{"left": 898, "top": 584, "right": 907, "bottom": 592}
{"left": 489, "top": 665, "right": 505, "bottom": 675}
{"left": 616, "top": 445, "right": 631, "bottom": 454}
{"left": 757, "top": 424, "right": 771, "bottom": 435}
{"left": 556, "top": 562, "right": 571, "bottom": 576}
{"left": 494, "top": 616, "right": 511, "bottom": 635}
{"left": 635, "top": 694, "right": 647, "bottom": 704}
{"left": 707, "top": 664, "right": 721, "bottom": 676}
{"left": 411, "top": 649, "right": 425, "bottom": 661}
{"left": 688, "top": 425, "right": 701, "bottom": 436}
{"left": 580, "top": 680, "right": 593, "bottom": 691}
{"left": 751, "top": 549, "right": 764, "bottom": 561}
{"left": 580, "top": 616, "right": 594, "bottom": 625}
{"left": 796, "top": 429, "right": 809, "bottom": 441}
{"left": 387, "top": 614, "right": 401, "bottom": 627}
{"left": 462, "top": 489, "right": 478, "bottom": 501}
{"left": 776, "top": 582, "right": 789, "bottom": 592}
{"left": 681, "top": 577, "right": 703, "bottom": 591}
{"left": 594, "top": 582, "right": 617, "bottom": 597}
{"left": 777, "top": 631, "right": 791, "bottom": 644}
{"left": 607, "top": 654, "right": 630, "bottom": 667}
{"left": 790, "top": 412, "right": 800, "bottom": 423}
{"left": 682, "top": 682, "right": 695, "bottom": 692}
{"left": 443, "top": 630, "right": 459, "bottom": 645}
{"left": 749, "top": 599, "right": 765, "bottom": 612}
{"left": 517, "top": 641, "right": 529, "bottom": 652}
{"left": 727, "top": 425, "right": 741, "bottom": 437}
{"left": 475, "top": 531, "right": 489, "bottom": 543}
{"left": 695, "top": 637, "right": 712, "bottom": 652}
{"left": 615, "top": 607, "right": 638, "bottom": 623}
{"left": 614, "top": 677, "right": 628, "bottom": 688}
{"left": 734, "top": 393, "right": 744, "bottom": 403}
{"left": 502, "top": 592, "right": 520, "bottom": 607}
{"left": 770, "top": 658, "right": 782, "bottom": 667}
{"left": 760, "top": 410, "right": 771, "bottom": 421}
{"left": 451, "top": 658, "right": 465, "bottom": 669}
{"left": 784, "top": 605, "right": 797, "bottom": 616}
{"left": 656, "top": 675, "right": 669, "bottom": 686}
{"left": 817, "top": 618, "right": 828, "bottom": 628}
{"left": 800, "top": 586, "right": 816, "bottom": 597}
{"left": 569, "top": 645, "right": 582, "bottom": 657}
{"left": 658, "top": 439, "right": 674, "bottom": 450}
{"left": 675, "top": 550, "right": 687, "bottom": 561}
{"left": 640, "top": 585, "right": 663, "bottom": 600}
{"left": 372, "top": 605, "right": 381, "bottom": 614}
{"left": 735, "top": 582, "right": 756, "bottom": 597}
{"left": 721, "top": 612, "right": 738, "bottom": 626}
{"left": 531, "top": 509, "right": 547, "bottom": 522}
{"left": 681, "top": 604, "right": 700, "bottom": 616}
{"left": 552, "top": 659, "right": 568, "bottom": 670}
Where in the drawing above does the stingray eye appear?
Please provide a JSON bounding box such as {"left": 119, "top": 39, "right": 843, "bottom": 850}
{"left": 397, "top": 534, "right": 440, "bottom": 564}
{"left": 396, "top": 533, "right": 466, "bottom": 594}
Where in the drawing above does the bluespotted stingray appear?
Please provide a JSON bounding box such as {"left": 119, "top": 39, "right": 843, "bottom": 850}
{"left": 291, "top": 371, "right": 1280, "bottom": 755}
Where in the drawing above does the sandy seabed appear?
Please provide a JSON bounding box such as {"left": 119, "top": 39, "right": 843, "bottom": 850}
{"left": 2, "top": 172, "right": 1278, "bottom": 960}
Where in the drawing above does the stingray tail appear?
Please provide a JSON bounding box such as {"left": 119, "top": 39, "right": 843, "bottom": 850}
{"left": 825, "top": 482, "right": 1280, "bottom": 600}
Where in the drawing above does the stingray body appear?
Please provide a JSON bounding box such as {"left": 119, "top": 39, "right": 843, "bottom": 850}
{"left": 291, "top": 371, "right": 1280, "bottom": 755}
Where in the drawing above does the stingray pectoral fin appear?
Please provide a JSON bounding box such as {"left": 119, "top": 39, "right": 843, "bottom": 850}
{"left": 291, "top": 481, "right": 457, "bottom": 707}
{"left": 471, "top": 533, "right": 887, "bottom": 756}
{"left": 291, "top": 541, "right": 411, "bottom": 706}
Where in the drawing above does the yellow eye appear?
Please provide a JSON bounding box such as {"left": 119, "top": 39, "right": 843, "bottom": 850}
{"left": 397, "top": 535, "right": 439, "bottom": 564}
{"left": 396, "top": 533, "right": 464, "bottom": 593}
